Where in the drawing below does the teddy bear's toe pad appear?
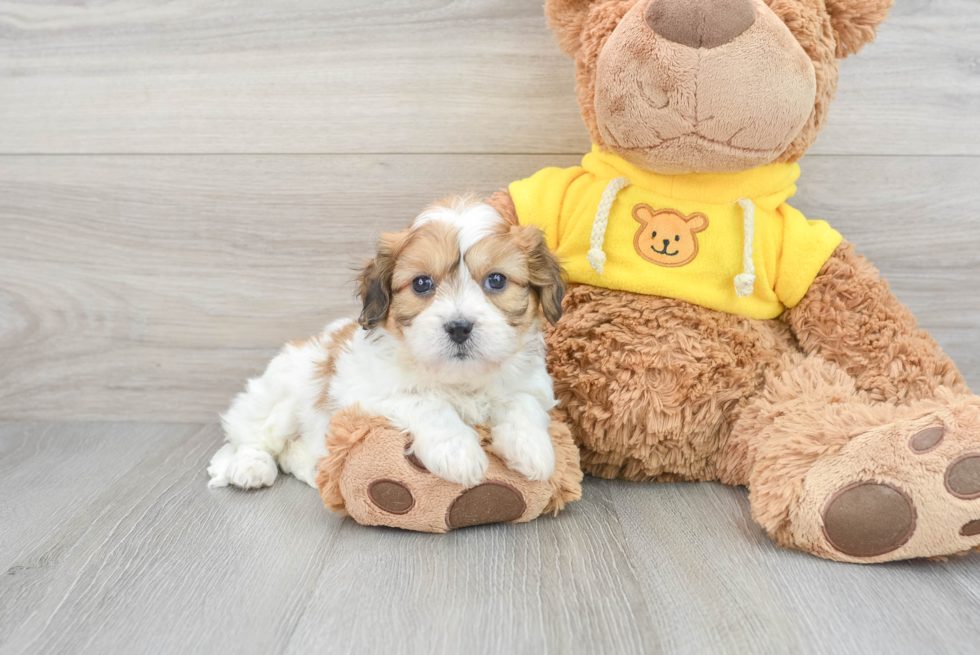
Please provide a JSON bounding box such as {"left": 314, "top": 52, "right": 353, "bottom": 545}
{"left": 822, "top": 482, "right": 916, "bottom": 557}
{"left": 945, "top": 454, "right": 980, "bottom": 499}
{"left": 909, "top": 427, "right": 944, "bottom": 453}
{"left": 447, "top": 482, "right": 526, "bottom": 529}
{"left": 368, "top": 480, "right": 415, "bottom": 514}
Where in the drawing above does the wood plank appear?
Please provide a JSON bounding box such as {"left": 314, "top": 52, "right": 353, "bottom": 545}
{"left": 0, "top": 0, "right": 977, "bottom": 155}
{"left": 611, "top": 480, "right": 980, "bottom": 655}
{"left": 0, "top": 421, "right": 200, "bottom": 566}
{"left": 0, "top": 422, "right": 342, "bottom": 655}
{"left": 2, "top": 421, "right": 978, "bottom": 655}
{"left": 283, "top": 480, "right": 661, "bottom": 655}
{"left": 0, "top": 422, "right": 662, "bottom": 655}
{"left": 814, "top": 0, "right": 980, "bottom": 156}
{"left": 1, "top": 153, "right": 977, "bottom": 422}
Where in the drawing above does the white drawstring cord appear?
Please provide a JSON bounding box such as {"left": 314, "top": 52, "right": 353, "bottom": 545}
{"left": 587, "top": 176, "right": 630, "bottom": 275}
{"left": 733, "top": 197, "right": 756, "bottom": 297}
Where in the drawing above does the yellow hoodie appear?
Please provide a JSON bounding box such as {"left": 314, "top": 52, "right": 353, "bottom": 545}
{"left": 509, "top": 147, "right": 842, "bottom": 320}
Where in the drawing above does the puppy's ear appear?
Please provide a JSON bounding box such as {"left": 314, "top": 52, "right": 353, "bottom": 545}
{"left": 522, "top": 226, "right": 566, "bottom": 326}
{"left": 825, "top": 0, "right": 893, "bottom": 58}
{"left": 357, "top": 234, "right": 398, "bottom": 330}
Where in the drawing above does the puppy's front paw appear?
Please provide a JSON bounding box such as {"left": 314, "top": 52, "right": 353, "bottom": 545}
{"left": 413, "top": 428, "right": 488, "bottom": 488}
{"left": 490, "top": 424, "right": 556, "bottom": 482}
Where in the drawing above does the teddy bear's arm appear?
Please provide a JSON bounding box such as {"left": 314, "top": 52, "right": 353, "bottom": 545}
{"left": 785, "top": 241, "right": 969, "bottom": 404}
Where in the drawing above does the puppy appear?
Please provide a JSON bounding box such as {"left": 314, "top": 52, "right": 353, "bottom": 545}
{"left": 207, "top": 197, "right": 566, "bottom": 490}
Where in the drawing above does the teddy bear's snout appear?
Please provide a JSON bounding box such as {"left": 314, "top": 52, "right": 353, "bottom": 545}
{"left": 644, "top": 0, "right": 757, "bottom": 49}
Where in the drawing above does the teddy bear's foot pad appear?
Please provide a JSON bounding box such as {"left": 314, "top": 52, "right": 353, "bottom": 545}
{"left": 822, "top": 482, "right": 916, "bottom": 557}
{"left": 368, "top": 480, "right": 415, "bottom": 514}
{"left": 446, "top": 483, "right": 526, "bottom": 529}
{"left": 794, "top": 400, "right": 980, "bottom": 562}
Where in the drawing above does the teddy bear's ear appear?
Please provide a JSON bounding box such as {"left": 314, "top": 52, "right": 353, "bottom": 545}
{"left": 687, "top": 213, "right": 709, "bottom": 233}
{"left": 545, "top": 0, "right": 604, "bottom": 57}
{"left": 825, "top": 0, "right": 894, "bottom": 58}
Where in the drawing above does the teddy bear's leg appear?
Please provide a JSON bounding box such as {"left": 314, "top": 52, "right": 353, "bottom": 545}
{"left": 722, "top": 354, "right": 980, "bottom": 562}
{"left": 786, "top": 241, "right": 971, "bottom": 404}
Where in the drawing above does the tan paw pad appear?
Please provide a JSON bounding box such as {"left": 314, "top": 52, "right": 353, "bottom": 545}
{"left": 822, "top": 481, "right": 916, "bottom": 558}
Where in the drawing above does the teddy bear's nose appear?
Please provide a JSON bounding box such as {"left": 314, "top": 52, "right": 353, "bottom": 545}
{"left": 645, "top": 0, "right": 757, "bottom": 49}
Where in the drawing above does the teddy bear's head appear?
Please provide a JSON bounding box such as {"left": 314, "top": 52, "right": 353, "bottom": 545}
{"left": 546, "top": 0, "right": 892, "bottom": 174}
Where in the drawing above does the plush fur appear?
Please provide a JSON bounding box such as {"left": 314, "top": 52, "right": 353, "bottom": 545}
{"left": 489, "top": 0, "right": 980, "bottom": 562}
{"left": 208, "top": 198, "right": 570, "bottom": 500}
{"left": 548, "top": 0, "right": 874, "bottom": 170}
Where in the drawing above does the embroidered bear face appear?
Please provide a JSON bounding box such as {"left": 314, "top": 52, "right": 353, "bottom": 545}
{"left": 632, "top": 205, "right": 709, "bottom": 268}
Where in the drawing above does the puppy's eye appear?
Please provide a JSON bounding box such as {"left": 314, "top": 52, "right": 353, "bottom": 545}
{"left": 484, "top": 273, "right": 507, "bottom": 292}
{"left": 674, "top": 235, "right": 680, "bottom": 241}
{"left": 412, "top": 276, "right": 434, "bottom": 295}
{"left": 651, "top": 231, "right": 657, "bottom": 238}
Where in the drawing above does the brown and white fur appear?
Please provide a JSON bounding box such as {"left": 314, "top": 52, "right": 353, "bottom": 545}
{"left": 207, "top": 197, "right": 566, "bottom": 490}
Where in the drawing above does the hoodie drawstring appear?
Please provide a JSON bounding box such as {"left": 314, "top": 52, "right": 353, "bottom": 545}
{"left": 733, "top": 197, "right": 756, "bottom": 297}
{"left": 587, "top": 177, "right": 630, "bottom": 275}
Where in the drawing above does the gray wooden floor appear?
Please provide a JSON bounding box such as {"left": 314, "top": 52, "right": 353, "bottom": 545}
{"left": 3, "top": 422, "right": 980, "bottom": 655}
{"left": 2, "top": 0, "right": 980, "bottom": 653}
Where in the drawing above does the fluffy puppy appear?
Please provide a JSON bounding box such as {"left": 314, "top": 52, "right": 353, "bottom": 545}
{"left": 207, "top": 197, "right": 566, "bottom": 490}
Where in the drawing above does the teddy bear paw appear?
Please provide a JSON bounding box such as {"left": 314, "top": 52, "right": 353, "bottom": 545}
{"left": 318, "top": 409, "right": 582, "bottom": 533}
{"left": 796, "top": 401, "right": 980, "bottom": 561}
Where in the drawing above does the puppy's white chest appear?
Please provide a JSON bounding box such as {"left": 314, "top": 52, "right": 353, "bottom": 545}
{"left": 443, "top": 392, "right": 494, "bottom": 427}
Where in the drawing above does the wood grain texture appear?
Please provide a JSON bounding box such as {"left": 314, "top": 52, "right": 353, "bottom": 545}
{"left": 1, "top": 421, "right": 979, "bottom": 655}
{"left": 0, "top": 0, "right": 977, "bottom": 155}
{"left": 284, "top": 478, "right": 661, "bottom": 655}
{"left": 611, "top": 480, "right": 980, "bottom": 655}
{"left": 1, "top": 154, "right": 978, "bottom": 421}
{"left": 2, "top": 1, "right": 979, "bottom": 653}
{"left": 0, "top": 422, "right": 340, "bottom": 655}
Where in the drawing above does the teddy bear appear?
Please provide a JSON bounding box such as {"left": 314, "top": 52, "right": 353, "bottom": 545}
{"left": 474, "top": 0, "right": 980, "bottom": 562}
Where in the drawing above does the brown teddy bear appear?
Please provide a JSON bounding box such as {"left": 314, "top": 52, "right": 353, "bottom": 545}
{"left": 477, "top": 0, "right": 980, "bottom": 562}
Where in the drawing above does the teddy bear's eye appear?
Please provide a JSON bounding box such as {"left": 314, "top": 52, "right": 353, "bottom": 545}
{"left": 651, "top": 231, "right": 657, "bottom": 238}
{"left": 675, "top": 235, "right": 680, "bottom": 241}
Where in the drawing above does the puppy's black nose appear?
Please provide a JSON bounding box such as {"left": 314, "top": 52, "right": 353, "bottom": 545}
{"left": 663, "top": 239, "right": 671, "bottom": 248}
{"left": 445, "top": 320, "right": 474, "bottom": 344}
